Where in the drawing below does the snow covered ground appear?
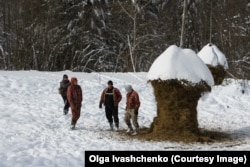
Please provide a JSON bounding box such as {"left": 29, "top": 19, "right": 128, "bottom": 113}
{"left": 0, "top": 70, "right": 250, "bottom": 167}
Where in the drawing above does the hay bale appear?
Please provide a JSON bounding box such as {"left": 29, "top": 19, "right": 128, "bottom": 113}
{"left": 145, "top": 79, "right": 211, "bottom": 142}
{"left": 207, "top": 65, "right": 226, "bottom": 85}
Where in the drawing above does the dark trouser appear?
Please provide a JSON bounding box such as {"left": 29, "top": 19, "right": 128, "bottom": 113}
{"left": 62, "top": 95, "right": 70, "bottom": 110}
{"left": 105, "top": 106, "right": 119, "bottom": 127}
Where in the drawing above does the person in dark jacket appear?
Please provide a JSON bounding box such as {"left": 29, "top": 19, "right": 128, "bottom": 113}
{"left": 99, "top": 80, "right": 122, "bottom": 131}
{"left": 67, "top": 77, "right": 82, "bottom": 130}
{"left": 59, "top": 74, "right": 70, "bottom": 115}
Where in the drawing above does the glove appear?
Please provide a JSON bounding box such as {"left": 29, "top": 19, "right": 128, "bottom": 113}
{"left": 134, "top": 109, "right": 138, "bottom": 115}
{"left": 99, "top": 103, "right": 102, "bottom": 109}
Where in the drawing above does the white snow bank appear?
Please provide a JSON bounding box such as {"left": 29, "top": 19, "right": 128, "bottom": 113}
{"left": 147, "top": 45, "right": 214, "bottom": 86}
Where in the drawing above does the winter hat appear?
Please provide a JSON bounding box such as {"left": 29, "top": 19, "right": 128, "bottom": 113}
{"left": 124, "top": 85, "right": 132, "bottom": 93}
{"left": 63, "top": 74, "right": 68, "bottom": 79}
{"left": 107, "top": 80, "right": 113, "bottom": 85}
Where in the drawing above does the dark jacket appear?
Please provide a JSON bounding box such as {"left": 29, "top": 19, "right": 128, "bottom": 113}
{"left": 60, "top": 79, "right": 70, "bottom": 97}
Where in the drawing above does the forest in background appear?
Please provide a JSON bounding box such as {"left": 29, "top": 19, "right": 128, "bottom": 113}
{"left": 0, "top": 0, "right": 249, "bottom": 79}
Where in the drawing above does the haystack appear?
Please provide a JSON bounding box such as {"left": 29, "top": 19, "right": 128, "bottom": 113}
{"left": 198, "top": 43, "right": 229, "bottom": 85}
{"left": 140, "top": 45, "right": 218, "bottom": 142}
{"left": 146, "top": 79, "right": 211, "bottom": 142}
{"left": 207, "top": 64, "right": 226, "bottom": 85}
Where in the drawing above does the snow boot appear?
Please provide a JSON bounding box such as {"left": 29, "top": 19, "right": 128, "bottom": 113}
{"left": 108, "top": 122, "right": 114, "bottom": 131}
{"left": 114, "top": 122, "right": 119, "bottom": 131}
{"left": 132, "top": 128, "right": 139, "bottom": 136}
{"left": 70, "top": 124, "right": 75, "bottom": 130}
{"left": 126, "top": 125, "right": 133, "bottom": 133}
{"left": 70, "top": 121, "right": 76, "bottom": 130}
{"left": 63, "top": 108, "right": 68, "bottom": 115}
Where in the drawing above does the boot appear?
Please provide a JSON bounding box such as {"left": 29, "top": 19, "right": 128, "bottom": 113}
{"left": 108, "top": 122, "right": 114, "bottom": 131}
{"left": 126, "top": 125, "right": 133, "bottom": 133}
{"left": 114, "top": 122, "right": 119, "bottom": 131}
{"left": 132, "top": 128, "right": 139, "bottom": 136}
{"left": 70, "top": 121, "right": 76, "bottom": 130}
{"left": 63, "top": 108, "right": 68, "bottom": 115}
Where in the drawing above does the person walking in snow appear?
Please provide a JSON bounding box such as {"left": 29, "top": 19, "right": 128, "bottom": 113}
{"left": 124, "top": 85, "right": 140, "bottom": 135}
{"left": 99, "top": 80, "right": 122, "bottom": 131}
{"left": 67, "top": 77, "right": 82, "bottom": 130}
{"left": 59, "top": 74, "right": 70, "bottom": 115}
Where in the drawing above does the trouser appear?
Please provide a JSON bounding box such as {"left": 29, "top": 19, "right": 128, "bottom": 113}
{"left": 105, "top": 105, "right": 119, "bottom": 127}
{"left": 62, "top": 95, "right": 70, "bottom": 110}
{"left": 71, "top": 105, "right": 81, "bottom": 124}
{"left": 124, "top": 109, "right": 139, "bottom": 129}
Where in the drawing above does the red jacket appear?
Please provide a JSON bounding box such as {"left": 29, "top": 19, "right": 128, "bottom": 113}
{"left": 126, "top": 90, "right": 140, "bottom": 110}
{"left": 99, "top": 87, "right": 122, "bottom": 107}
{"left": 67, "top": 78, "right": 82, "bottom": 107}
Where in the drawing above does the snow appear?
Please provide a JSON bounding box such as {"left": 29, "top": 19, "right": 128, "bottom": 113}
{"left": 147, "top": 45, "right": 214, "bottom": 86}
{"left": 198, "top": 43, "right": 229, "bottom": 69}
{"left": 0, "top": 70, "right": 250, "bottom": 166}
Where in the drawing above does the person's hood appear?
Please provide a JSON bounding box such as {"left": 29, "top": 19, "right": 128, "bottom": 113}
{"left": 124, "top": 85, "right": 132, "bottom": 93}
{"left": 71, "top": 77, "right": 77, "bottom": 84}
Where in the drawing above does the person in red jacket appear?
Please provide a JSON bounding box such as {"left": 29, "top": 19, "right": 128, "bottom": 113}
{"left": 99, "top": 80, "right": 122, "bottom": 131}
{"left": 67, "top": 77, "right": 82, "bottom": 130}
{"left": 124, "top": 85, "right": 140, "bottom": 135}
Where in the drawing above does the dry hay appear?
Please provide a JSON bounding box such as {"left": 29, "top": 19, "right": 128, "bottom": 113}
{"left": 207, "top": 64, "right": 226, "bottom": 85}
{"left": 133, "top": 79, "right": 231, "bottom": 143}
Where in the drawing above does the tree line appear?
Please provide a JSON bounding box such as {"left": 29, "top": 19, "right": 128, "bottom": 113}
{"left": 0, "top": 0, "right": 249, "bottom": 79}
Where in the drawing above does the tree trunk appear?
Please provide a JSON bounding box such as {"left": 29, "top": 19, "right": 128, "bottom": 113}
{"left": 180, "top": 0, "right": 187, "bottom": 48}
{"left": 209, "top": 0, "right": 213, "bottom": 44}
{"left": 127, "top": 35, "right": 136, "bottom": 72}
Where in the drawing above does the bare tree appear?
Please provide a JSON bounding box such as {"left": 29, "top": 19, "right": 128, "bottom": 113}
{"left": 117, "top": 0, "right": 153, "bottom": 72}
{"left": 0, "top": 45, "right": 7, "bottom": 69}
{"left": 209, "top": 0, "right": 213, "bottom": 44}
{"left": 180, "top": 0, "right": 187, "bottom": 48}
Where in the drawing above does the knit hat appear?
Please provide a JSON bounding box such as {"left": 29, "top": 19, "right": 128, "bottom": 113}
{"left": 124, "top": 85, "right": 132, "bottom": 93}
{"left": 107, "top": 80, "right": 113, "bottom": 85}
